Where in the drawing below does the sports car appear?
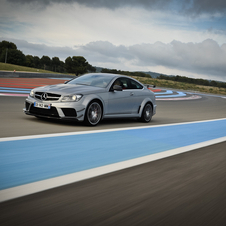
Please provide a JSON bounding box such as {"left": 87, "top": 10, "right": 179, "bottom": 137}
{"left": 24, "top": 73, "right": 157, "bottom": 126}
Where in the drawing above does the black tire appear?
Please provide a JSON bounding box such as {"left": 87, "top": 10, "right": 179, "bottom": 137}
{"left": 141, "top": 103, "right": 153, "bottom": 122}
{"left": 84, "top": 101, "right": 102, "bottom": 126}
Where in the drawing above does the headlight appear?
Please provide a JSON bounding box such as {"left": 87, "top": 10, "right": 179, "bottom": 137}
{"left": 61, "top": 94, "right": 83, "bottom": 102}
{"left": 30, "top": 90, "right": 35, "bottom": 97}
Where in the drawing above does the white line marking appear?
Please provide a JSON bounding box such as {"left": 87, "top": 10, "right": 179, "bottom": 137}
{"left": 1, "top": 118, "right": 226, "bottom": 142}
{"left": 1, "top": 136, "right": 226, "bottom": 202}
{"left": 187, "top": 92, "right": 226, "bottom": 99}
{"left": 157, "top": 95, "right": 202, "bottom": 101}
{"left": 0, "top": 93, "right": 28, "bottom": 97}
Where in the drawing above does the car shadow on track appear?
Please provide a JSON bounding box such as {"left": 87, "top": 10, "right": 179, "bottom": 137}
{"left": 33, "top": 117, "right": 145, "bottom": 127}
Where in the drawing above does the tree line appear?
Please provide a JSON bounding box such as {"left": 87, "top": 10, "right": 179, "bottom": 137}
{"left": 101, "top": 68, "right": 152, "bottom": 78}
{"left": 157, "top": 74, "right": 226, "bottom": 89}
{"left": 0, "top": 40, "right": 96, "bottom": 75}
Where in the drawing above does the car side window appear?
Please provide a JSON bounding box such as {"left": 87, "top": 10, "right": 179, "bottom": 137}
{"left": 110, "top": 77, "right": 143, "bottom": 90}
{"left": 127, "top": 79, "right": 143, "bottom": 89}
{"left": 110, "top": 78, "right": 127, "bottom": 90}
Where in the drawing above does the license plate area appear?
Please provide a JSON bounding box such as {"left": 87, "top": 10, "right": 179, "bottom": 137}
{"left": 34, "top": 102, "right": 51, "bottom": 109}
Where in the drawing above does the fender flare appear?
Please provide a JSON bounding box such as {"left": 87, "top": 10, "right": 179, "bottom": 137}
{"left": 82, "top": 94, "right": 106, "bottom": 118}
{"left": 139, "top": 98, "right": 154, "bottom": 117}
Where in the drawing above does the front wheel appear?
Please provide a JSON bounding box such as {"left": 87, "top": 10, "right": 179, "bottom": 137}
{"left": 84, "top": 101, "right": 102, "bottom": 126}
{"left": 140, "top": 103, "right": 153, "bottom": 122}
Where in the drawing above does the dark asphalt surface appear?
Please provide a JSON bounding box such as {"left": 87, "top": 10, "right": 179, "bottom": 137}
{"left": 0, "top": 94, "right": 226, "bottom": 138}
{"left": 0, "top": 94, "right": 226, "bottom": 225}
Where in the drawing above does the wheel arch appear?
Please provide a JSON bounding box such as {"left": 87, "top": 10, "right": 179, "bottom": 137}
{"left": 88, "top": 98, "right": 103, "bottom": 113}
{"left": 83, "top": 94, "right": 105, "bottom": 113}
{"left": 84, "top": 97, "right": 104, "bottom": 121}
{"left": 139, "top": 98, "right": 154, "bottom": 117}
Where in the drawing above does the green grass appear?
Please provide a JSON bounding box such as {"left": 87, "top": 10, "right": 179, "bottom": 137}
{"left": 0, "top": 62, "right": 60, "bottom": 74}
{"left": 132, "top": 76, "right": 226, "bottom": 96}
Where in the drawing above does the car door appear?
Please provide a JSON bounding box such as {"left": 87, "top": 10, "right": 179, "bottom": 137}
{"left": 126, "top": 78, "right": 145, "bottom": 114}
{"left": 106, "top": 78, "right": 135, "bottom": 115}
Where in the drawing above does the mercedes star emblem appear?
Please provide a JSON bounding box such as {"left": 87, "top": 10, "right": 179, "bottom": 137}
{"left": 41, "top": 92, "right": 48, "bottom": 100}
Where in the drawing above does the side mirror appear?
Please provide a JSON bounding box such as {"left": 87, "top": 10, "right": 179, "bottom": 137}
{"left": 113, "top": 85, "right": 123, "bottom": 91}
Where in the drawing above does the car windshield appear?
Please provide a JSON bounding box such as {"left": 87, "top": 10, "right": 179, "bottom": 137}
{"left": 68, "top": 74, "right": 114, "bottom": 88}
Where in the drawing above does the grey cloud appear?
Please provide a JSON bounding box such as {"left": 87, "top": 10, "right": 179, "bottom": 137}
{"left": 7, "top": 0, "right": 226, "bottom": 16}
{"left": 183, "top": 0, "right": 226, "bottom": 15}
{"left": 79, "top": 39, "right": 226, "bottom": 81}
{"left": 0, "top": 38, "right": 76, "bottom": 60}
{"left": 81, "top": 41, "right": 133, "bottom": 60}
{"left": 129, "top": 39, "right": 226, "bottom": 78}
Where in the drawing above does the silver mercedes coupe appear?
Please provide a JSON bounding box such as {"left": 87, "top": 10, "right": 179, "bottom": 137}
{"left": 24, "top": 73, "right": 157, "bottom": 126}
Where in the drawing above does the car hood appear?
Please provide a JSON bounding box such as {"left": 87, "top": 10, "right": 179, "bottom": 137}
{"left": 33, "top": 84, "right": 106, "bottom": 95}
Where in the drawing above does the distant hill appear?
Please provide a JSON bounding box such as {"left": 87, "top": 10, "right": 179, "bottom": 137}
{"left": 138, "top": 71, "right": 164, "bottom": 78}
{"left": 135, "top": 71, "right": 176, "bottom": 79}
{"left": 94, "top": 66, "right": 174, "bottom": 79}
{"left": 95, "top": 67, "right": 104, "bottom": 73}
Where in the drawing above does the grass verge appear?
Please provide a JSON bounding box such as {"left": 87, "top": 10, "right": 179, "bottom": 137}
{"left": 0, "top": 62, "right": 60, "bottom": 74}
{"left": 133, "top": 76, "right": 226, "bottom": 96}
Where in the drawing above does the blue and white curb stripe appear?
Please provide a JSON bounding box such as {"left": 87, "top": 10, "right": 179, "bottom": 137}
{"left": 0, "top": 87, "right": 31, "bottom": 94}
{"left": 0, "top": 118, "right": 226, "bottom": 202}
{"left": 155, "top": 91, "right": 186, "bottom": 98}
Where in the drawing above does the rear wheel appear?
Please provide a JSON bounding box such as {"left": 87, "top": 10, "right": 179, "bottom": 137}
{"left": 84, "top": 101, "right": 102, "bottom": 126}
{"left": 141, "top": 103, "right": 152, "bottom": 122}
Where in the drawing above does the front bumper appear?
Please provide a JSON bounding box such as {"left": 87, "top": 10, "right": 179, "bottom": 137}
{"left": 23, "top": 97, "right": 86, "bottom": 121}
{"left": 153, "top": 104, "right": 157, "bottom": 115}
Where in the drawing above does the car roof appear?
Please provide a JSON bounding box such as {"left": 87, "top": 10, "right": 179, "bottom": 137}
{"left": 87, "top": 73, "right": 133, "bottom": 79}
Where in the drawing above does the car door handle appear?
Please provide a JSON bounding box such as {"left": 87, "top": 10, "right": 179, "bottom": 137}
{"left": 130, "top": 92, "right": 134, "bottom": 96}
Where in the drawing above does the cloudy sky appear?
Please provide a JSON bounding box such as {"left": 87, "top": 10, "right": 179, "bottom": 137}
{"left": 0, "top": 0, "right": 226, "bottom": 81}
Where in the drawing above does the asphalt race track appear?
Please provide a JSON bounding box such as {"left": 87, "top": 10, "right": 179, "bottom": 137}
{"left": 0, "top": 78, "right": 226, "bottom": 226}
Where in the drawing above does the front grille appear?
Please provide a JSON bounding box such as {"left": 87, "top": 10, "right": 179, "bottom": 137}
{"left": 34, "top": 92, "right": 61, "bottom": 101}
{"left": 61, "top": 108, "right": 77, "bottom": 117}
{"left": 29, "top": 104, "right": 59, "bottom": 118}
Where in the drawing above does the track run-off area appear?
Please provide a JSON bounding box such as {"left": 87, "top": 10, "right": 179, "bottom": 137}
{"left": 0, "top": 77, "right": 226, "bottom": 226}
